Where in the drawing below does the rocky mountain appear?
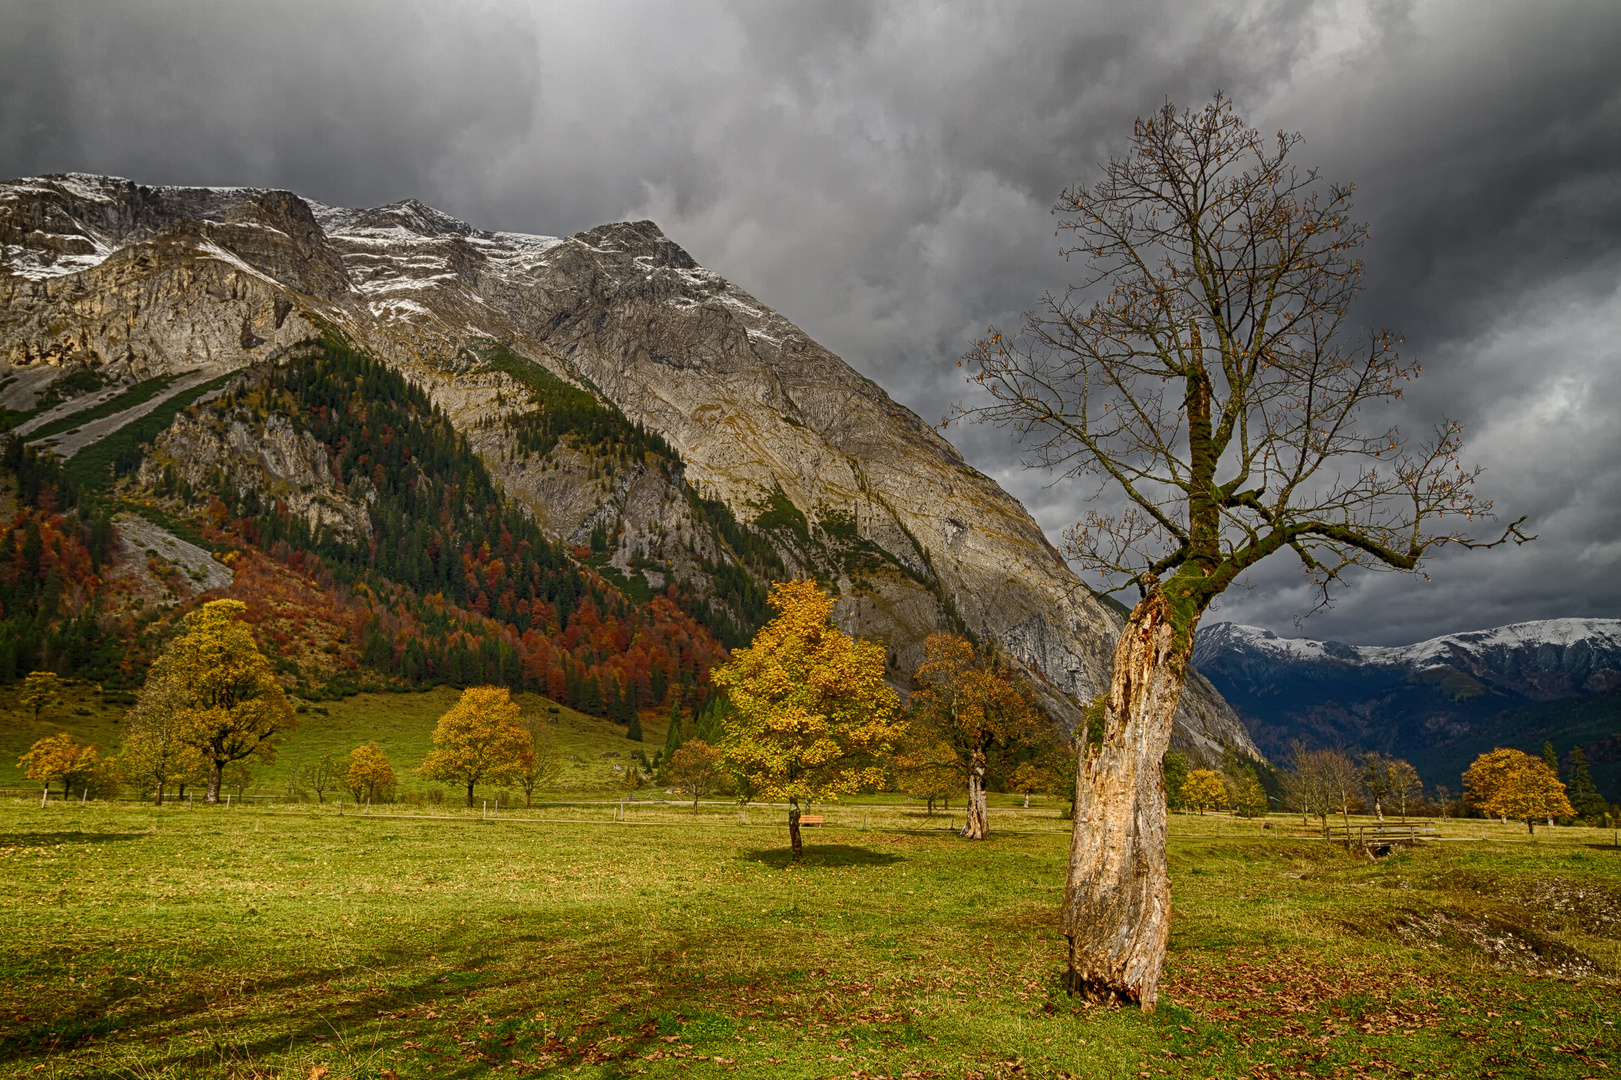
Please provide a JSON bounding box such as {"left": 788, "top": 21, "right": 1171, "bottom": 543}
{"left": 0, "top": 172, "right": 1257, "bottom": 763}
{"left": 1194, "top": 619, "right": 1621, "bottom": 795}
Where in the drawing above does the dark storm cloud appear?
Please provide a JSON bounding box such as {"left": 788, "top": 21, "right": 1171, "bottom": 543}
{"left": 3, "top": 0, "right": 1618, "bottom": 646}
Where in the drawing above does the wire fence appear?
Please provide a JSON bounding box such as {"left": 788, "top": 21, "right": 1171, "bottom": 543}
{"left": 7, "top": 788, "right": 1616, "bottom": 846}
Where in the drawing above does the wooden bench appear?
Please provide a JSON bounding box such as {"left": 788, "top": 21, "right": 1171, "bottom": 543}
{"left": 798, "top": 815, "right": 825, "bottom": 827}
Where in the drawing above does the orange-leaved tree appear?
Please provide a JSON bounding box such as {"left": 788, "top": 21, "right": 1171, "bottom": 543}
{"left": 955, "top": 96, "right": 1528, "bottom": 1008}
{"left": 139, "top": 599, "right": 297, "bottom": 803}
{"left": 346, "top": 742, "right": 395, "bottom": 803}
{"left": 667, "top": 739, "right": 724, "bottom": 809}
{"left": 714, "top": 580, "right": 905, "bottom": 860}
{"left": 1463, "top": 748, "right": 1573, "bottom": 834}
{"left": 907, "top": 632, "right": 1048, "bottom": 839}
{"left": 419, "top": 686, "right": 534, "bottom": 807}
{"left": 18, "top": 732, "right": 101, "bottom": 799}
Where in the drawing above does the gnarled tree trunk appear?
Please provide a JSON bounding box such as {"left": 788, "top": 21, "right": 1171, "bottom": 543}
{"left": 1062, "top": 591, "right": 1191, "bottom": 1012}
{"left": 788, "top": 796, "right": 804, "bottom": 861}
{"left": 963, "top": 750, "right": 989, "bottom": 839}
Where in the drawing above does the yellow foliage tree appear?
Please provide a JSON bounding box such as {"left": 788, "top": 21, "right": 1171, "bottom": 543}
{"left": 419, "top": 686, "right": 534, "bottom": 807}
{"left": 668, "top": 739, "right": 724, "bottom": 809}
{"left": 713, "top": 579, "right": 905, "bottom": 860}
{"left": 20, "top": 671, "right": 64, "bottom": 722}
{"left": 346, "top": 742, "right": 395, "bottom": 803}
{"left": 1182, "top": 769, "right": 1228, "bottom": 815}
{"left": 119, "top": 666, "right": 208, "bottom": 805}
{"left": 908, "top": 632, "right": 1049, "bottom": 840}
{"left": 138, "top": 599, "right": 297, "bottom": 803}
{"left": 18, "top": 732, "right": 100, "bottom": 799}
{"left": 1464, "top": 748, "right": 1574, "bottom": 834}
{"left": 894, "top": 724, "right": 963, "bottom": 814}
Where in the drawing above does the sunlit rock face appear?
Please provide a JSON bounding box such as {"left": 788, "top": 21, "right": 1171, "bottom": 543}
{"left": 0, "top": 172, "right": 1259, "bottom": 764}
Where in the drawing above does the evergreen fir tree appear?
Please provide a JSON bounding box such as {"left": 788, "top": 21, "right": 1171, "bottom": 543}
{"left": 1542, "top": 741, "right": 1561, "bottom": 778}
{"left": 664, "top": 699, "right": 684, "bottom": 757}
{"left": 1566, "top": 748, "right": 1607, "bottom": 821}
{"left": 627, "top": 712, "right": 643, "bottom": 741}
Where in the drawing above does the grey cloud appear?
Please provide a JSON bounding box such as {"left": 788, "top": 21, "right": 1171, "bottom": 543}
{"left": 3, "top": 0, "right": 1618, "bottom": 646}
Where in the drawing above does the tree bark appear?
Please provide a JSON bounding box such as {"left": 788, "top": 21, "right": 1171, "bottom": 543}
{"left": 206, "top": 762, "right": 222, "bottom": 804}
{"left": 1062, "top": 591, "right": 1187, "bottom": 1012}
{"left": 466, "top": 782, "right": 475, "bottom": 808}
{"left": 963, "top": 751, "right": 989, "bottom": 840}
{"left": 788, "top": 796, "right": 803, "bottom": 861}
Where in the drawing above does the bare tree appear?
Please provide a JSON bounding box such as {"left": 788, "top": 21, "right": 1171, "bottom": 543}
{"left": 1285, "top": 744, "right": 1354, "bottom": 837}
{"left": 1361, "top": 753, "right": 1394, "bottom": 821}
{"left": 517, "top": 713, "right": 564, "bottom": 807}
{"left": 958, "top": 96, "right": 1527, "bottom": 1009}
{"left": 298, "top": 754, "right": 342, "bottom": 804}
{"left": 1387, "top": 759, "right": 1422, "bottom": 822}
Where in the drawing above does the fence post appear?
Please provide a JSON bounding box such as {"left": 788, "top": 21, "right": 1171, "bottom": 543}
{"left": 482, "top": 800, "right": 487, "bottom": 820}
{"left": 40, "top": 788, "right": 47, "bottom": 809}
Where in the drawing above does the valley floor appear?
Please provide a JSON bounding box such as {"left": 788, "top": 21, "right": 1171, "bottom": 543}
{"left": 1, "top": 804, "right": 1618, "bottom": 1079}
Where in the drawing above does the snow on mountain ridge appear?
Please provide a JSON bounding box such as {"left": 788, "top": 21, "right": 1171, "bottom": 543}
{"left": 1198, "top": 617, "right": 1621, "bottom": 669}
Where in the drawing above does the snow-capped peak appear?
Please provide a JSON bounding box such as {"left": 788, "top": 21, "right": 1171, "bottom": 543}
{"left": 1195, "top": 617, "right": 1621, "bottom": 670}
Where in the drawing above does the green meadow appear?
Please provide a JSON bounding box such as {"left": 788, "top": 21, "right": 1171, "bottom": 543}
{"left": 0, "top": 685, "right": 672, "bottom": 799}
{"left": 1, "top": 800, "right": 1617, "bottom": 1079}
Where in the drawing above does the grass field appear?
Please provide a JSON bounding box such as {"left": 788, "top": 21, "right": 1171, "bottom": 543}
{"left": 0, "top": 686, "right": 672, "bottom": 798}
{"left": 1, "top": 801, "right": 1617, "bottom": 1080}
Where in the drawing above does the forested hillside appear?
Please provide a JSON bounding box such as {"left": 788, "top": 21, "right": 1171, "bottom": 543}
{"left": 0, "top": 333, "right": 748, "bottom": 729}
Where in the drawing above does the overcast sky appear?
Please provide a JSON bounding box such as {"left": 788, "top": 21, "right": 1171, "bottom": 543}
{"left": 3, "top": 0, "right": 1618, "bottom": 646}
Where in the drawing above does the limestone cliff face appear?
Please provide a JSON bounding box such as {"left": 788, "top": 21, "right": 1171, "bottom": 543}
{"left": 0, "top": 172, "right": 1260, "bottom": 763}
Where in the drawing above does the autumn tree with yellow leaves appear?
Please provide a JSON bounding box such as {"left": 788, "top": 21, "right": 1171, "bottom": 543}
{"left": 1181, "top": 769, "right": 1228, "bottom": 815}
{"left": 18, "top": 732, "right": 102, "bottom": 799}
{"left": 135, "top": 599, "right": 297, "bottom": 803}
{"left": 713, "top": 580, "right": 905, "bottom": 860}
{"left": 346, "top": 742, "right": 396, "bottom": 803}
{"left": 906, "top": 633, "right": 1048, "bottom": 840}
{"left": 419, "top": 686, "right": 534, "bottom": 807}
{"left": 119, "top": 665, "right": 208, "bottom": 805}
{"left": 20, "top": 671, "right": 64, "bottom": 723}
{"left": 1464, "top": 748, "right": 1573, "bottom": 834}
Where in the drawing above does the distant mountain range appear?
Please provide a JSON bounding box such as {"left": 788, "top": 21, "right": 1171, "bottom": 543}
{"left": 1193, "top": 619, "right": 1621, "bottom": 800}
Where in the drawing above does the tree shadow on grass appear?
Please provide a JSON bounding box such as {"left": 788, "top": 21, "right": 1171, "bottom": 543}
{"left": 0, "top": 832, "right": 147, "bottom": 846}
{"left": 742, "top": 845, "right": 905, "bottom": 868}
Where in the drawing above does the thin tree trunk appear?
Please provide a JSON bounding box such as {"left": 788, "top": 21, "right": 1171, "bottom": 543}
{"left": 1527, "top": 819, "right": 1535, "bottom": 834}
{"left": 1062, "top": 591, "right": 1186, "bottom": 1012}
{"left": 788, "top": 796, "right": 803, "bottom": 861}
{"left": 466, "top": 782, "right": 475, "bottom": 808}
{"left": 206, "top": 762, "right": 222, "bottom": 804}
{"left": 964, "top": 752, "right": 989, "bottom": 840}
{"left": 154, "top": 785, "right": 164, "bottom": 806}
{"left": 1375, "top": 800, "right": 1383, "bottom": 822}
